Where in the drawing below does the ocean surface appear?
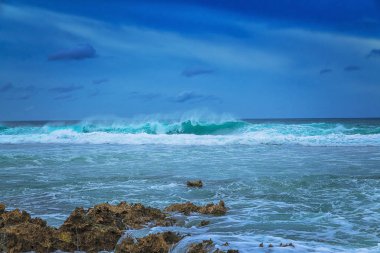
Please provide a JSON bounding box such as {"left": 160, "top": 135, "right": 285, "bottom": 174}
{"left": 1, "top": 117, "right": 380, "bottom": 252}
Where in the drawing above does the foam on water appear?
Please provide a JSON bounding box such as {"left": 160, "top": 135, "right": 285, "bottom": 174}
{"left": 1, "top": 115, "right": 380, "bottom": 146}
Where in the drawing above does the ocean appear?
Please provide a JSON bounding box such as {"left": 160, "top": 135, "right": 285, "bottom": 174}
{"left": 1, "top": 117, "right": 380, "bottom": 252}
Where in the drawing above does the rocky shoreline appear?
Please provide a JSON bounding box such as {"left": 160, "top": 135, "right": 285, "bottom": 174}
{"left": 0, "top": 181, "right": 295, "bottom": 252}
{"left": 0, "top": 201, "right": 236, "bottom": 253}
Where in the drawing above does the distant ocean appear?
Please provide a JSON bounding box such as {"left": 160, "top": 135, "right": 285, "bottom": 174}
{"left": 1, "top": 117, "right": 380, "bottom": 252}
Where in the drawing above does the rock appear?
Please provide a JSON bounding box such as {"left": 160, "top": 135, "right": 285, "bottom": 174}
{"left": 57, "top": 202, "right": 175, "bottom": 252}
{"left": 0, "top": 203, "right": 5, "bottom": 214}
{"left": 269, "top": 243, "right": 273, "bottom": 247}
{"left": 187, "top": 180, "right": 203, "bottom": 188}
{"left": 165, "top": 200, "right": 227, "bottom": 216}
{"left": 115, "top": 231, "right": 182, "bottom": 253}
{"left": 0, "top": 208, "right": 57, "bottom": 253}
{"left": 0, "top": 202, "right": 176, "bottom": 253}
{"left": 259, "top": 242, "right": 264, "bottom": 247}
{"left": 280, "top": 242, "right": 295, "bottom": 247}
{"left": 198, "top": 201, "right": 227, "bottom": 216}
{"left": 199, "top": 220, "right": 210, "bottom": 226}
{"left": 187, "top": 239, "right": 214, "bottom": 253}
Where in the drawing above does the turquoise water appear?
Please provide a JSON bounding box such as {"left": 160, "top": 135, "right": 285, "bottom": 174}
{"left": 1, "top": 118, "right": 380, "bottom": 252}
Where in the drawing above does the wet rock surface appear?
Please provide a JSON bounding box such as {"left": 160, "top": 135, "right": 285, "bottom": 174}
{"left": 165, "top": 200, "right": 227, "bottom": 216}
{"left": 187, "top": 239, "right": 239, "bottom": 253}
{"left": 187, "top": 180, "right": 203, "bottom": 188}
{"left": 0, "top": 200, "right": 250, "bottom": 253}
{"left": 0, "top": 202, "right": 176, "bottom": 253}
{"left": 115, "top": 231, "right": 182, "bottom": 253}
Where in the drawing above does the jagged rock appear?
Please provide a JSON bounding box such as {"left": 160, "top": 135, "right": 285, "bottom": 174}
{"left": 187, "top": 239, "right": 214, "bottom": 253}
{"left": 165, "top": 201, "right": 227, "bottom": 216}
{"left": 280, "top": 242, "right": 295, "bottom": 247}
{"left": 0, "top": 208, "right": 57, "bottom": 253}
{"left": 115, "top": 231, "right": 182, "bottom": 253}
{"left": 57, "top": 202, "right": 175, "bottom": 252}
{"left": 0, "top": 202, "right": 176, "bottom": 253}
{"left": 187, "top": 180, "right": 203, "bottom": 188}
{"left": 0, "top": 203, "right": 5, "bottom": 214}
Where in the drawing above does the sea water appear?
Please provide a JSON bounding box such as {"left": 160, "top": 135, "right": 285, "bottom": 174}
{"left": 0, "top": 117, "right": 380, "bottom": 252}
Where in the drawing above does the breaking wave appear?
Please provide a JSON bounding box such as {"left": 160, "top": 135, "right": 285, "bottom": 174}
{"left": 1, "top": 116, "right": 380, "bottom": 146}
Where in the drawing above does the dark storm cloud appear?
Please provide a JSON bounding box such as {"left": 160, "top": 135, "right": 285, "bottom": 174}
{"left": 48, "top": 44, "right": 96, "bottom": 61}
{"left": 49, "top": 85, "right": 83, "bottom": 93}
{"left": 319, "top": 69, "right": 333, "bottom": 74}
{"left": 181, "top": 68, "right": 214, "bottom": 77}
{"left": 367, "top": 49, "right": 380, "bottom": 58}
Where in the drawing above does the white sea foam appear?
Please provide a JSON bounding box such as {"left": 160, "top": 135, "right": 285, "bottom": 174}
{"left": 1, "top": 129, "right": 380, "bottom": 146}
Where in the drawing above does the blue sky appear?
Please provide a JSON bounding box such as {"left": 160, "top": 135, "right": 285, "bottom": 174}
{"left": 0, "top": 0, "right": 380, "bottom": 120}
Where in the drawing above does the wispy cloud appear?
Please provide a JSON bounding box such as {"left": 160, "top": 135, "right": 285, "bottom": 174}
{"left": 49, "top": 85, "right": 83, "bottom": 93}
{"left": 319, "top": 68, "right": 332, "bottom": 74}
{"left": 92, "top": 78, "right": 109, "bottom": 85}
{"left": 48, "top": 44, "right": 96, "bottom": 61}
{"left": 54, "top": 94, "right": 74, "bottom": 100}
{"left": 172, "top": 91, "right": 221, "bottom": 103}
{"left": 0, "top": 83, "right": 14, "bottom": 92}
{"left": 127, "top": 91, "right": 162, "bottom": 101}
{"left": 344, "top": 65, "right": 361, "bottom": 72}
{"left": 182, "top": 68, "right": 214, "bottom": 77}
{"left": 367, "top": 49, "right": 380, "bottom": 58}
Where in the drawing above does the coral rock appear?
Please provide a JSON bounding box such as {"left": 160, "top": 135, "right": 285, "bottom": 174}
{"left": 115, "top": 231, "right": 182, "bottom": 253}
{"left": 187, "top": 180, "right": 203, "bottom": 188}
{"left": 165, "top": 200, "right": 227, "bottom": 216}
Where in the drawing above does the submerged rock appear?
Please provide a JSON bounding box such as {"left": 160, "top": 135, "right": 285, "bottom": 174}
{"left": 280, "top": 242, "right": 295, "bottom": 248}
{"left": 199, "top": 220, "right": 210, "bottom": 226}
{"left": 115, "top": 231, "right": 182, "bottom": 253}
{"left": 165, "top": 200, "right": 227, "bottom": 216}
{"left": 187, "top": 180, "right": 203, "bottom": 188}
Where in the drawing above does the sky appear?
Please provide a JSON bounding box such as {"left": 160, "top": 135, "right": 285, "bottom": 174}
{"left": 0, "top": 0, "right": 380, "bottom": 120}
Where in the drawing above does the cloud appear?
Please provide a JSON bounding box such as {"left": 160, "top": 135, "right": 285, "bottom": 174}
{"left": 319, "top": 68, "right": 332, "bottom": 74}
{"left": 48, "top": 44, "right": 96, "bottom": 61}
{"left": 0, "top": 83, "right": 39, "bottom": 99}
{"left": 54, "top": 94, "right": 74, "bottom": 100}
{"left": 182, "top": 68, "right": 214, "bottom": 77}
{"left": 49, "top": 85, "right": 83, "bottom": 93}
{"left": 172, "top": 91, "right": 221, "bottom": 103}
{"left": 92, "top": 78, "right": 109, "bottom": 85}
{"left": 127, "top": 91, "right": 162, "bottom": 100}
{"left": 344, "top": 65, "right": 361, "bottom": 72}
{"left": 367, "top": 49, "right": 380, "bottom": 58}
{"left": 0, "top": 83, "right": 14, "bottom": 92}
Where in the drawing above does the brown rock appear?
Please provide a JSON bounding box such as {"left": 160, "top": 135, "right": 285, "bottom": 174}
{"left": 187, "top": 180, "right": 203, "bottom": 188}
{"left": 115, "top": 231, "right": 182, "bottom": 253}
{"left": 0, "top": 202, "right": 176, "bottom": 253}
{"left": 0, "top": 203, "right": 5, "bottom": 214}
{"left": 199, "top": 201, "right": 226, "bottom": 216}
{"left": 165, "top": 200, "right": 227, "bottom": 216}
{"left": 187, "top": 239, "right": 214, "bottom": 253}
{"left": 57, "top": 202, "right": 175, "bottom": 252}
{"left": 0, "top": 209, "right": 57, "bottom": 253}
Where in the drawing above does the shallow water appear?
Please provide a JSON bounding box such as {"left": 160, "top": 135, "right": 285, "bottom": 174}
{"left": 1, "top": 119, "right": 380, "bottom": 252}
